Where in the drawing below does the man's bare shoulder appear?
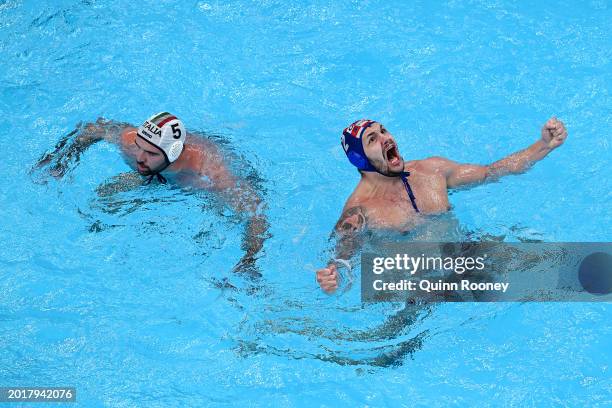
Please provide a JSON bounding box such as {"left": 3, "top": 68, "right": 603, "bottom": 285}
{"left": 172, "top": 134, "right": 238, "bottom": 190}
{"left": 119, "top": 127, "right": 137, "bottom": 146}
{"left": 343, "top": 181, "right": 368, "bottom": 209}
{"left": 171, "top": 141, "right": 204, "bottom": 173}
{"left": 408, "top": 156, "right": 453, "bottom": 175}
{"left": 183, "top": 133, "right": 224, "bottom": 161}
{"left": 336, "top": 183, "right": 371, "bottom": 232}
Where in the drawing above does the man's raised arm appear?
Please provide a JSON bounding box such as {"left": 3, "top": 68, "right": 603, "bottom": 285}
{"left": 433, "top": 117, "right": 568, "bottom": 189}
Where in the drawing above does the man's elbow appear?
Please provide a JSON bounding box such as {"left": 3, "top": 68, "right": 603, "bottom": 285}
{"left": 483, "top": 165, "right": 496, "bottom": 180}
{"left": 77, "top": 123, "right": 104, "bottom": 144}
{"left": 488, "top": 160, "right": 529, "bottom": 178}
{"left": 79, "top": 118, "right": 118, "bottom": 143}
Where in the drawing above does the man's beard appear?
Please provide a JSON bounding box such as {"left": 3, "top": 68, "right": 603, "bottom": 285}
{"left": 137, "top": 164, "right": 152, "bottom": 175}
{"left": 371, "top": 157, "right": 405, "bottom": 177}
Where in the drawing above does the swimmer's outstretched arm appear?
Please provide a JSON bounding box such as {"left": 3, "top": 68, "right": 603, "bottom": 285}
{"left": 316, "top": 206, "right": 367, "bottom": 294}
{"left": 432, "top": 117, "right": 568, "bottom": 189}
{"left": 32, "top": 118, "right": 129, "bottom": 178}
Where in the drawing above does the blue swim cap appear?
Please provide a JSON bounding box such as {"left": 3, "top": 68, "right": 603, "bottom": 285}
{"left": 341, "top": 119, "right": 378, "bottom": 172}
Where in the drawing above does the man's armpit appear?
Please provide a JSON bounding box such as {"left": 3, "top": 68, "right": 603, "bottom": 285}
{"left": 334, "top": 206, "right": 367, "bottom": 234}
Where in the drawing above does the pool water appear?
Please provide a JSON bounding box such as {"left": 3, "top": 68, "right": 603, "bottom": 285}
{"left": 1, "top": 0, "right": 610, "bottom": 406}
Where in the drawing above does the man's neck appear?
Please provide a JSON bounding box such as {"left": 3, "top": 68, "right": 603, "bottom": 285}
{"left": 360, "top": 170, "right": 404, "bottom": 198}
{"left": 358, "top": 161, "right": 417, "bottom": 197}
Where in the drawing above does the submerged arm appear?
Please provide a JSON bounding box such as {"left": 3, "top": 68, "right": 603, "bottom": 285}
{"left": 316, "top": 205, "right": 367, "bottom": 294}
{"left": 207, "top": 162, "right": 270, "bottom": 277}
{"left": 332, "top": 206, "right": 367, "bottom": 261}
{"left": 32, "top": 118, "right": 129, "bottom": 179}
{"left": 230, "top": 181, "right": 270, "bottom": 276}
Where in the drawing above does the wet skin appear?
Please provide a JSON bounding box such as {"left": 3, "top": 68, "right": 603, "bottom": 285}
{"left": 34, "top": 118, "right": 268, "bottom": 276}
{"left": 120, "top": 128, "right": 237, "bottom": 191}
{"left": 317, "top": 118, "right": 568, "bottom": 293}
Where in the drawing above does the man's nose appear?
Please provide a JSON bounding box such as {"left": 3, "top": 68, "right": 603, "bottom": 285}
{"left": 137, "top": 150, "right": 146, "bottom": 162}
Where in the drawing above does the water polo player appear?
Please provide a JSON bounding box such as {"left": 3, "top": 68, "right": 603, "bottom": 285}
{"left": 316, "top": 118, "right": 568, "bottom": 293}
{"left": 34, "top": 113, "right": 269, "bottom": 276}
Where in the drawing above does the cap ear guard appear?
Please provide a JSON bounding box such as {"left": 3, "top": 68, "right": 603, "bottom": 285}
{"left": 167, "top": 141, "right": 184, "bottom": 162}
{"left": 347, "top": 150, "right": 371, "bottom": 170}
{"left": 341, "top": 119, "right": 378, "bottom": 172}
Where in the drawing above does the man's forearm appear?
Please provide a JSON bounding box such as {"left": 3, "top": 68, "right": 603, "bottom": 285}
{"left": 233, "top": 213, "right": 269, "bottom": 276}
{"left": 34, "top": 119, "right": 127, "bottom": 171}
{"left": 487, "top": 140, "right": 552, "bottom": 179}
{"left": 80, "top": 118, "right": 129, "bottom": 144}
{"left": 33, "top": 122, "right": 108, "bottom": 178}
{"left": 231, "top": 182, "right": 270, "bottom": 274}
{"left": 242, "top": 213, "right": 269, "bottom": 259}
{"left": 328, "top": 231, "right": 363, "bottom": 267}
{"left": 328, "top": 206, "right": 366, "bottom": 265}
{"left": 316, "top": 206, "right": 366, "bottom": 293}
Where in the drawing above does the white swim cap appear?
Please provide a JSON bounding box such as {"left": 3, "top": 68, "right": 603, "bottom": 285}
{"left": 136, "top": 112, "right": 186, "bottom": 163}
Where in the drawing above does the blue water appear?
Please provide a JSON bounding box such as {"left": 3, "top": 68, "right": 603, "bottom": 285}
{"left": 1, "top": 0, "right": 611, "bottom": 406}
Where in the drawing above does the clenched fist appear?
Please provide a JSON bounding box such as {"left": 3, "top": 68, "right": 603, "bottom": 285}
{"left": 316, "top": 263, "right": 339, "bottom": 294}
{"left": 541, "top": 117, "right": 568, "bottom": 150}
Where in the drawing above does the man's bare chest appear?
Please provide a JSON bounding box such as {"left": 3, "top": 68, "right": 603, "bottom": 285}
{"left": 361, "top": 174, "right": 450, "bottom": 229}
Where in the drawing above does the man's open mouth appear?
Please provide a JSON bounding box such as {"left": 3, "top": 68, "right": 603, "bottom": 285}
{"left": 384, "top": 143, "right": 401, "bottom": 166}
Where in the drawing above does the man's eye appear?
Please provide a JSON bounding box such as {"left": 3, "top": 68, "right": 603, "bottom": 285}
{"left": 381, "top": 128, "right": 386, "bottom": 133}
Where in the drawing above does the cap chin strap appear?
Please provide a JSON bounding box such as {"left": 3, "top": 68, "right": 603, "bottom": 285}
{"left": 400, "top": 171, "right": 420, "bottom": 213}
{"left": 144, "top": 173, "right": 167, "bottom": 185}
{"left": 364, "top": 167, "right": 420, "bottom": 213}
{"left": 143, "top": 160, "right": 170, "bottom": 185}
